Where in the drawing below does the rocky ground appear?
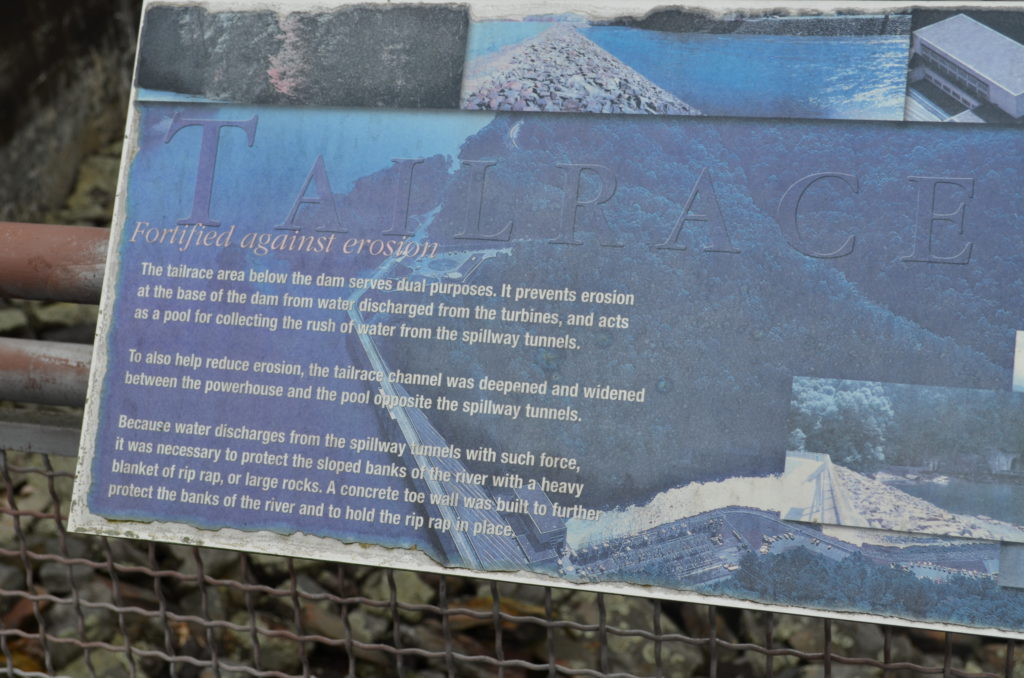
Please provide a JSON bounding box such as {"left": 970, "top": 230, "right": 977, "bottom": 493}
{"left": 461, "top": 25, "right": 700, "bottom": 116}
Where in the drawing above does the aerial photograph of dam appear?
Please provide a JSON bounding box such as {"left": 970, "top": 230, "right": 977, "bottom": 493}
{"left": 460, "top": 11, "right": 912, "bottom": 120}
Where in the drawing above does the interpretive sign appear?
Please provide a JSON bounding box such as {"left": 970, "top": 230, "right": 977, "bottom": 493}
{"left": 71, "top": 0, "right": 1024, "bottom": 637}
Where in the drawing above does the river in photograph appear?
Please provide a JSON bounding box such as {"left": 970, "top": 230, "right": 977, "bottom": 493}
{"left": 465, "top": 20, "right": 558, "bottom": 60}
{"left": 466, "top": 20, "right": 909, "bottom": 120}
{"left": 582, "top": 27, "right": 908, "bottom": 120}
{"left": 894, "top": 477, "right": 1024, "bottom": 527}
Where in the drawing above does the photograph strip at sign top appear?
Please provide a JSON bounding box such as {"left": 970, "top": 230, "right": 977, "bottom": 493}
{"left": 70, "top": 0, "right": 1024, "bottom": 638}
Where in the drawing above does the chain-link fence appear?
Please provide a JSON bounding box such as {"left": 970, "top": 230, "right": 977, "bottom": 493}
{"left": 0, "top": 444, "right": 1017, "bottom": 678}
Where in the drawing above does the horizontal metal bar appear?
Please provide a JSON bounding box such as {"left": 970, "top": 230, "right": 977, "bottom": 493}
{"left": 0, "top": 408, "right": 82, "bottom": 456}
{"left": 0, "top": 221, "right": 107, "bottom": 303}
{"left": 0, "top": 337, "right": 91, "bottom": 406}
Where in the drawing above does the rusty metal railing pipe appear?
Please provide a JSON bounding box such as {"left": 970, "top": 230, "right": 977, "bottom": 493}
{"left": 0, "top": 337, "right": 91, "bottom": 406}
{"left": 0, "top": 221, "right": 108, "bottom": 303}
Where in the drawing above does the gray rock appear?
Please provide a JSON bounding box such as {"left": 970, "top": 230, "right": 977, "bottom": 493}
{"left": 247, "top": 552, "right": 321, "bottom": 579}
{"left": 38, "top": 560, "right": 94, "bottom": 594}
{"left": 104, "top": 538, "right": 151, "bottom": 568}
{"left": 277, "top": 575, "right": 390, "bottom": 653}
{"left": 0, "top": 308, "right": 28, "bottom": 333}
{"left": 832, "top": 619, "right": 885, "bottom": 658}
{"left": 363, "top": 569, "right": 434, "bottom": 621}
{"left": 978, "top": 643, "right": 1024, "bottom": 678}
{"left": 551, "top": 592, "right": 704, "bottom": 676}
{"left": 0, "top": 563, "right": 25, "bottom": 591}
{"left": 46, "top": 589, "right": 131, "bottom": 675}
{"left": 31, "top": 302, "right": 99, "bottom": 329}
{"left": 799, "top": 662, "right": 881, "bottom": 678}
{"left": 733, "top": 649, "right": 800, "bottom": 677}
{"left": 64, "top": 154, "right": 120, "bottom": 223}
{"left": 44, "top": 581, "right": 120, "bottom": 668}
{"left": 477, "top": 580, "right": 549, "bottom": 606}
{"left": 347, "top": 606, "right": 390, "bottom": 644}
{"left": 168, "top": 544, "right": 240, "bottom": 580}
{"left": 227, "top": 610, "right": 303, "bottom": 675}
{"left": 180, "top": 586, "right": 227, "bottom": 623}
{"left": 61, "top": 636, "right": 153, "bottom": 678}
{"left": 758, "top": 612, "right": 821, "bottom": 653}
{"left": 200, "top": 667, "right": 252, "bottom": 678}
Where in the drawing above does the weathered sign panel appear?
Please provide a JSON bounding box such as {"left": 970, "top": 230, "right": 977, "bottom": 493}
{"left": 72, "top": 0, "right": 1024, "bottom": 637}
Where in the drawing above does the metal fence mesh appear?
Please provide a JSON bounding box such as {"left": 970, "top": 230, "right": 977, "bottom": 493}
{"left": 0, "top": 447, "right": 1018, "bottom": 678}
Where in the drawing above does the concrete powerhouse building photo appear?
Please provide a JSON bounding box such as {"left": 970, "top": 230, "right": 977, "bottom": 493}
{"left": 908, "top": 13, "right": 1024, "bottom": 122}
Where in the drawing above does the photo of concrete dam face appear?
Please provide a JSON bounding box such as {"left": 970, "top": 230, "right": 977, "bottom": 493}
{"left": 461, "top": 14, "right": 911, "bottom": 121}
